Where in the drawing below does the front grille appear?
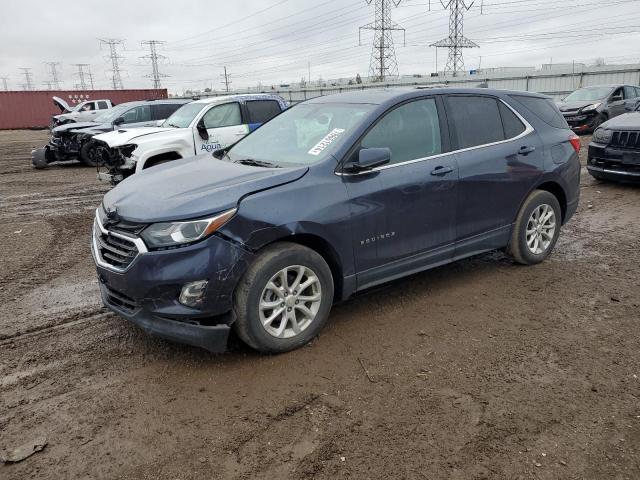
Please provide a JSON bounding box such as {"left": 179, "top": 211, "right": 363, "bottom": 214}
{"left": 610, "top": 130, "right": 640, "bottom": 150}
{"left": 104, "top": 285, "right": 138, "bottom": 312}
{"left": 94, "top": 220, "right": 141, "bottom": 270}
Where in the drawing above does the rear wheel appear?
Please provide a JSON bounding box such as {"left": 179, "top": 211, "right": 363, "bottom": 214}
{"left": 233, "top": 242, "right": 334, "bottom": 353}
{"left": 80, "top": 140, "right": 102, "bottom": 167}
{"left": 507, "top": 190, "right": 561, "bottom": 265}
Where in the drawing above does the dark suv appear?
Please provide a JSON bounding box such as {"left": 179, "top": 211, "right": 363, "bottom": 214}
{"left": 92, "top": 88, "right": 581, "bottom": 354}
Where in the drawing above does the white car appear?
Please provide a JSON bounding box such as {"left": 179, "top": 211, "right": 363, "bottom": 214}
{"left": 93, "top": 94, "right": 287, "bottom": 184}
{"left": 51, "top": 96, "right": 114, "bottom": 127}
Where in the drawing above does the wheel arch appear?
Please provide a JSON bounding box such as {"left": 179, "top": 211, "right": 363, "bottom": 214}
{"left": 535, "top": 181, "right": 567, "bottom": 222}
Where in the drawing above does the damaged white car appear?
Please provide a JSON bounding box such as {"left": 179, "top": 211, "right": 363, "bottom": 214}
{"left": 51, "top": 96, "right": 115, "bottom": 128}
{"left": 92, "top": 94, "right": 287, "bottom": 184}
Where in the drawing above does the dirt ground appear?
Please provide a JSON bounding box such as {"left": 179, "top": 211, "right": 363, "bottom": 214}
{"left": 1, "top": 129, "right": 639, "bottom": 480}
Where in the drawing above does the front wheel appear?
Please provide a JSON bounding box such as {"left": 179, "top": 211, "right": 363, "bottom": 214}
{"left": 507, "top": 190, "right": 562, "bottom": 265}
{"left": 80, "top": 140, "right": 102, "bottom": 167}
{"left": 233, "top": 242, "right": 334, "bottom": 353}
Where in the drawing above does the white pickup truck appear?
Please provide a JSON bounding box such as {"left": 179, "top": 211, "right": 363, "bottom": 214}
{"left": 51, "top": 96, "right": 115, "bottom": 127}
{"left": 92, "top": 93, "right": 287, "bottom": 184}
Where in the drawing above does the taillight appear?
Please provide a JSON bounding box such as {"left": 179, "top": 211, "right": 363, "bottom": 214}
{"left": 568, "top": 134, "right": 581, "bottom": 153}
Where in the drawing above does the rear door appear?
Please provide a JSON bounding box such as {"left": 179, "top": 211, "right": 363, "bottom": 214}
{"left": 445, "top": 94, "right": 543, "bottom": 255}
{"left": 194, "top": 102, "right": 249, "bottom": 154}
{"left": 343, "top": 96, "right": 458, "bottom": 289}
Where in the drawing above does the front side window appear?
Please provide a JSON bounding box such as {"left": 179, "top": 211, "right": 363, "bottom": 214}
{"left": 447, "top": 96, "right": 504, "bottom": 149}
{"left": 227, "top": 102, "right": 374, "bottom": 166}
{"left": 624, "top": 86, "right": 636, "bottom": 99}
{"left": 361, "top": 98, "right": 441, "bottom": 164}
{"left": 611, "top": 88, "right": 624, "bottom": 100}
{"left": 202, "top": 102, "right": 242, "bottom": 129}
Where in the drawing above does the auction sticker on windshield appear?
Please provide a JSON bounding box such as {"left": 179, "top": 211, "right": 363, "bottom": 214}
{"left": 308, "top": 128, "right": 345, "bottom": 156}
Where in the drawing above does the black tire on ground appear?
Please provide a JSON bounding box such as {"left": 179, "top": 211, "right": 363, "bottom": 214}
{"left": 31, "top": 147, "right": 49, "bottom": 169}
{"left": 507, "top": 189, "right": 562, "bottom": 265}
{"left": 79, "top": 141, "right": 102, "bottom": 167}
{"left": 233, "top": 242, "right": 334, "bottom": 353}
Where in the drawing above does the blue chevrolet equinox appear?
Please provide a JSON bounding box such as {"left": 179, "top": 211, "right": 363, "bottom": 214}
{"left": 92, "top": 88, "right": 581, "bottom": 353}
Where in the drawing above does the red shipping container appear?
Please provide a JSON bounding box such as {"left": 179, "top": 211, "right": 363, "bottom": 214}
{"left": 0, "top": 89, "right": 168, "bottom": 129}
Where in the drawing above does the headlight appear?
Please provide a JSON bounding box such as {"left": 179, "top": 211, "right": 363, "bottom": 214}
{"left": 140, "top": 208, "right": 237, "bottom": 249}
{"left": 581, "top": 103, "right": 602, "bottom": 113}
{"left": 592, "top": 128, "right": 612, "bottom": 144}
{"left": 118, "top": 144, "right": 137, "bottom": 158}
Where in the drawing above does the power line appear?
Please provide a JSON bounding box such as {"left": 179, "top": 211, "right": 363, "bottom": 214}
{"left": 44, "top": 62, "right": 62, "bottom": 89}
{"left": 141, "top": 40, "right": 168, "bottom": 88}
{"left": 221, "top": 66, "right": 232, "bottom": 92}
{"left": 430, "top": 0, "right": 478, "bottom": 76}
{"left": 360, "top": 0, "right": 406, "bottom": 82}
{"left": 19, "top": 68, "right": 34, "bottom": 91}
{"left": 99, "top": 38, "right": 125, "bottom": 89}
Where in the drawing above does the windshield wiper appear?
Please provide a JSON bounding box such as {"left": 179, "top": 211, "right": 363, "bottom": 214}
{"left": 234, "top": 158, "right": 280, "bottom": 168}
{"left": 166, "top": 123, "right": 181, "bottom": 128}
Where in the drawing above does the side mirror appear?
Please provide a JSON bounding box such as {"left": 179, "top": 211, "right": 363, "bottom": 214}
{"left": 113, "top": 117, "right": 125, "bottom": 126}
{"left": 197, "top": 121, "right": 209, "bottom": 140}
{"left": 156, "top": 119, "right": 165, "bottom": 126}
{"left": 610, "top": 95, "right": 623, "bottom": 103}
{"left": 346, "top": 147, "right": 391, "bottom": 172}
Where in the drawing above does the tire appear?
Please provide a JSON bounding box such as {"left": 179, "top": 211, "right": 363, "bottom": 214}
{"left": 80, "top": 140, "right": 102, "bottom": 167}
{"left": 233, "top": 242, "right": 334, "bottom": 353}
{"left": 31, "top": 147, "right": 49, "bottom": 169}
{"left": 507, "top": 190, "right": 562, "bottom": 265}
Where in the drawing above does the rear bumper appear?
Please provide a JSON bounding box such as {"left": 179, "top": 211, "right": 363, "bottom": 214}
{"left": 587, "top": 143, "right": 640, "bottom": 182}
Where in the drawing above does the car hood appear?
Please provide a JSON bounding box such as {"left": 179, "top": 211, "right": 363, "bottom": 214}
{"left": 600, "top": 112, "right": 640, "bottom": 130}
{"left": 94, "top": 126, "right": 175, "bottom": 147}
{"left": 102, "top": 155, "right": 309, "bottom": 223}
{"left": 557, "top": 100, "right": 603, "bottom": 111}
{"left": 53, "top": 121, "right": 102, "bottom": 134}
{"left": 52, "top": 96, "right": 72, "bottom": 113}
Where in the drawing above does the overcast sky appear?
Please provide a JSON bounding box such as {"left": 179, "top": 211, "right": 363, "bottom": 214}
{"left": 1, "top": 0, "right": 639, "bottom": 94}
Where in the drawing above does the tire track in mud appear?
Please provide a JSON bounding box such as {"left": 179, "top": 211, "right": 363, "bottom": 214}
{"left": 0, "top": 186, "right": 107, "bottom": 218}
{"left": 0, "top": 214, "right": 95, "bottom": 300}
{"left": 0, "top": 307, "right": 109, "bottom": 344}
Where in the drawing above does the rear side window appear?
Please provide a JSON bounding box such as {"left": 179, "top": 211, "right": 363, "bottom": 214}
{"left": 97, "top": 101, "right": 109, "bottom": 110}
{"left": 510, "top": 95, "right": 568, "bottom": 129}
{"left": 447, "top": 96, "right": 504, "bottom": 149}
{"left": 122, "top": 105, "right": 151, "bottom": 124}
{"left": 152, "top": 103, "right": 184, "bottom": 120}
{"left": 246, "top": 100, "right": 282, "bottom": 124}
{"left": 498, "top": 102, "right": 526, "bottom": 139}
{"left": 361, "top": 98, "right": 441, "bottom": 164}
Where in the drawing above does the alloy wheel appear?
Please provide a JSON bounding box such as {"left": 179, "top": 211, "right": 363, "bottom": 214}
{"left": 259, "top": 265, "right": 322, "bottom": 339}
{"left": 526, "top": 204, "right": 556, "bottom": 255}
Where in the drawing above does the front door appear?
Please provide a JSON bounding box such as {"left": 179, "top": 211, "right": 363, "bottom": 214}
{"left": 194, "top": 102, "right": 249, "bottom": 154}
{"left": 342, "top": 97, "right": 458, "bottom": 290}
{"left": 608, "top": 87, "right": 626, "bottom": 118}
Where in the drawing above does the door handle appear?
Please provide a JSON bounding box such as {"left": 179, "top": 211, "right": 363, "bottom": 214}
{"left": 517, "top": 145, "right": 536, "bottom": 156}
{"left": 430, "top": 165, "right": 454, "bottom": 176}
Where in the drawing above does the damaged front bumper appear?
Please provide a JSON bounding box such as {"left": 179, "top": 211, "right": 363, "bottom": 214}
{"left": 562, "top": 111, "right": 599, "bottom": 133}
{"left": 92, "top": 226, "right": 255, "bottom": 353}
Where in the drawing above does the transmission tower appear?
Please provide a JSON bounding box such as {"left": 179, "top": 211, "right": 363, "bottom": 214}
{"left": 141, "top": 40, "right": 168, "bottom": 88}
{"left": 430, "top": 0, "right": 478, "bottom": 76}
{"left": 220, "top": 66, "right": 232, "bottom": 93}
{"left": 44, "top": 62, "right": 62, "bottom": 89}
{"left": 99, "top": 38, "right": 125, "bottom": 89}
{"left": 1, "top": 77, "right": 8, "bottom": 91}
{"left": 72, "top": 63, "right": 91, "bottom": 90}
{"left": 359, "top": 0, "right": 405, "bottom": 82}
{"left": 19, "top": 68, "right": 34, "bottom": 90}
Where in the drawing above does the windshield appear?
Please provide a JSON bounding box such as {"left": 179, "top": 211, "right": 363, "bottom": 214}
{"left": 94, "top": 104, "right": 132, "bottom": 123}
{"left": 564, "top": 87, "right": 613, "bottom": 102}
{"left": 226, "top": 103, "right": 374, "bottom": 166}
{"left": 162, "top": 102, "right": 206, "bottom": 128}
